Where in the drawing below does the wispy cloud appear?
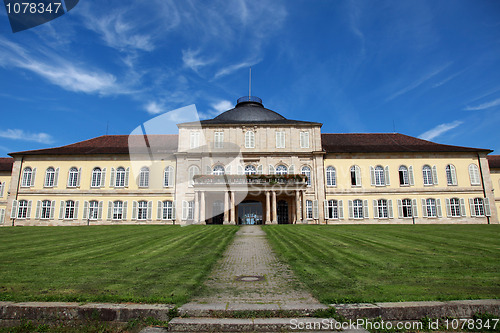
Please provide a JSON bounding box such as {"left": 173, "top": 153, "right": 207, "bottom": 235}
{"left": 464, "top": 97, "right": 500, "bottom": 111}
{"left": 387, "top": 63, "right": 452, "bottom": 101}
{"left": 418, "top": 120, "right": 463, "bottom": 141}
{"left": 0, "top": 129, "right": 54, "bottom": 144}
{"left": 432, "top": 70, "right": 465, "bottom": 88}
{"left": 214, "top": 59, "right": 261, "bottom": 79}
{"left": 182, "top": 49, "right": 214, "bottom": 72}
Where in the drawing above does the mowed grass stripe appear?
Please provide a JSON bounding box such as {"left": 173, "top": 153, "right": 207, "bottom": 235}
{"left": 264, "top": 225, "right": 500, "bottom": 304}
{"left": 0, "top": 225, "right": 237, "bottom": 304}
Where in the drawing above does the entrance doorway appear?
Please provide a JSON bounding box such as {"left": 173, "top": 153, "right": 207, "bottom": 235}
{"left": 238, "top": 200, "right": 263, "bottom": 225}
{"left": 211, "top": 200, "right": 224, "bottom": 224}
{"left": 277, "top": 200, "right": 289, "bottom": 224}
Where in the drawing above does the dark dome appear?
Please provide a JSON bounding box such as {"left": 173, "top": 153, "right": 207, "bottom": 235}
{"left": 214, "top": 96, "right": 286, "bottom": 122}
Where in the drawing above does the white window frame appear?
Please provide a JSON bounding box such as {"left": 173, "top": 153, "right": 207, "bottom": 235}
{"left": 300, "top": 131, "right": 310, "bottom": 148}
{"left": 449, "top": 198, "right": 461, "bottom": 217}
{"left": 162, "top": 201, "right": 173, "bottom": 220}
{"left": 401, "top": 199, "right": 413, "bottom": 218}
{"left": 21, "top": 167, "right": 33, "bottom": 187}
{"left": 353, "top": 199, "right": 364, "bottom": 219}
{"left": 426, "top": 198, "right": 437, "bottom": 217}
{"left": 213, "top": 165, "right": 225, "bottom": 176}
{"left": 115, "top": 167, "right": 126, "bottom": 187}
{"left": 139, "top": 167, "right": 150, "bottom": 188}
{"left": 190, "top": 131, "right": 200, "bottom": 149}
{"left": 68, "top": 167, "right": 79, "bottom": 187}
{"left": 91, "top": 167, "right": 102, "bottom": 188}
{"left": 88, "top": 201, "right": 99, "bottom": 220}
{"left": 64, "top": 200, "right": 76, "bottom": 220}
{"left": 17, "top": 200, "right": 29, "bottom": 219}
{"left": 375, "top": 199, "right": 389, "bottom": 219}
{"left": 423, "top": 165, "right": 433, "bottom": 185}
{"left": 188, "top": 166, "right": 200, "bottom": 186}
{"left": 164, "top": 166, "right": 173, "bottom": 187}
{"left": 446, "top": 164, "right": 457, "bottom": 186}
{"left": 113, "top": 201, "right": 124, "bottom": 220}
{"left": 301, "top": 166, "right": 311, "bottom": 186}
{"left": 326, "top": 200, "right": 338, "bottom": 219}
{"left": 137, "top": 201, "right": 148, "bottom": 220}
{"left": 214, "top": 131, "right": 224, "bottom": 149}
{"left": 41, "top": 200, "right": 52, "bottom": 219}
{"left": 276, "top": 131, "right": 285, "bottom": 149}
{"left": 469, "top": 164, "right": 480, "bottom": 185}
{"left": 306, "top": 200, "right": 313, "bottom": 220}
{"left": 245, "top": 165, "right": 256, "bottom": 175}
{"left": 350, "top": 165, "right": 361, "bottom": 187}
{"left": 45, "top": 167, "right": 55, "bottom": 187}
{"left": 245, "top": 131, "right": 255, "bottom": 148}
{"left": 473, "top": 198, "right": 485, "bottom": 216}
{"left": 326, "top": 166, "right": 336, "bottom": 187}
{"left": 276, "top": 165, "right": 288, "bottom": 175}
{"left": 399, "top": 166, "right": 409, "bottom": 186}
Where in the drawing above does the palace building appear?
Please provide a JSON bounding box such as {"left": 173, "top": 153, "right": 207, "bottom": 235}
{"left": 0, "top": 96, "right": 498, "bottom": 226}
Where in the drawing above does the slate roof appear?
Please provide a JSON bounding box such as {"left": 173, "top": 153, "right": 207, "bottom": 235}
{"left": 321, "top": 133, "right": 491, "bottom": 153}
{"left": 0, "top": 157, "right": 14, "bottom": 171}
{"left": 487, "top": 155, "right": 500, "bottom": 169}
{"left": 8, "top": 133, "right": 490, "bottom": 156}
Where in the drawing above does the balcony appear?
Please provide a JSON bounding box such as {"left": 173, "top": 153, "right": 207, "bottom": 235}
{"left": 193, "top": 174, "right": 308, "bottom": 187}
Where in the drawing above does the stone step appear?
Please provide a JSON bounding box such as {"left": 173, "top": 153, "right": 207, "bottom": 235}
{"left": 178, "top": 302, "right": 328, "bottom": 318}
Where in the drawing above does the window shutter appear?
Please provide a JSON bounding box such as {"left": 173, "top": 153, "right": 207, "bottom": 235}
{"left": 237, "top": 165, "right": 244, "bottom": 175}
{"left": 355, "top": 167, "right": 361, "bottom": 186}
{"left": 257, "top": 165, "right": 263, "bottom": 175}
{"left": 35, "top": 200, "right": 41, "bottom": 219}
{"left": 122, "top": 201, "right": 128, "bottom": 220}
{"left": 206, "top": 165, "right": 212, "bottom": 175}
{"left": 338, "top": 200, "right": 344, "bottom": 219}
{"left": 0, "top": 209, "right": 4, "bottom": 224}
{"left": 373, "top": 200, "right": 379, "bottom": 218}
{"left": 0, "top": 182, "right": 4, "bottom": 197}
{"left": 432, "top": 166, "right": 438, "bottom": 185}
{"left": 77, "top": 168, "right": 82, "bottom": 187}
{"left": 370, "top": 166, "right": 375, "bottom": 186}
{"left": 101, "top": 168, "right": 106, "bottom": 187}
{"left": 26, "top": 201, "right": 32, "bottom": 219}
{"left": 469, "top": 198, "right": 476, "bottom": 217}
{"left": 50, "top": 201, "right": 55, "bottom": 219}
{"left": 59, "top": 201, "right": 65, "bottom": 220}
{"left": 67, "top": 169, "right": 71, "bottom": 187}
{"left": 74, "top": 201, "right": 79, "bottom": 219}
{"left": 388, "top": 200, "right": 393, "bottom": 218}
{"left": 385, "top": 166, "right": 390, "bottom": 185}
{"left": 451, "top": 166, "right": 457, "bottom": 185}
{"left": 31, "top": 168, "right": 36, "bottom": 187}
{"left": 363, "top": 200, "right": 369, "bottom": 218}
{"left": 289, "top": 165, "right": 295, "bottom": 174}
{"left": 422, "top": 199, "right": 428, "bottom": 218}
{"left": 53, "top": 168, "right": 59, "bottom": 187}
{"left": 460, "top": 198, "right": 466, "bottom": 217}
{"left": 98, "top": 201, "right": 103, "bottom": 220}
{"left": 397, "top": 199, "right": 403, "bottom": 218}
{"left": 484, "top": 198, "right": 491, "bottom": 216}
{"left": 408, "top": 166, "right": 414, "bottom": 185}
{"left": 107, "top": 201, "right": 112, "bottom": 220}
{"left": 132, "top": 201, "right": 138, "bottom": 220}
{"left": 469, "top": 165, "right": 480, "bottom": 185}
{"left": 269, "top": 165, "right": 275, "bottom": 175}
{"left": 445, "top": 199, "right": 451, "bottom": 217}
{"left": 172, "top": 200, "right": 176, "bottom": 220}
{"left": 313, "top": 200, "right": 319, "bottom": 219}
{"left": 348, "top": 200, "right": 353, "bottom": 219}
{"left": 124, "top": 167, "right": 130, "bottom": 187}
{"left": 157, "top": 201, "right": 162, "bottom": 220}
{"left": 11, "top": 200, "right": 18, "bottom": 218}
{"left": 225, "top": 165, "right": 231, "bottom": 175}
{"left": 324, "top": 200, "right": 329, "bottom": 219}
{"left": 110, "top": 168, "right": 115, "bottom": 188}
{"left": 147, "top": 201, "right": 153, "bottom": 220}
{"left": 182, "top": 201, "right": 188, "bottom": 220}
{"left": 436, "top": 199, "right": 442, "bottom": 218}
{"left": 83, "top": 201, "right": 89, "bottom": 219}
{"left": 412, "top": 199, "right": 418, "bottom": 217}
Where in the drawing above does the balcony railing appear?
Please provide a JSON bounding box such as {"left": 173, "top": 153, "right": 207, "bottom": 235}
{"left": 193, "top": 174, "right": 308, "bottom": 186}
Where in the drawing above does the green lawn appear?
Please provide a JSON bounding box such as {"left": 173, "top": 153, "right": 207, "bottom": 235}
{"left": 0, "top": 225, "right": 237, "bottom": 305}
{"left": 264, "top": 224, "right": 500, "bottom": 304}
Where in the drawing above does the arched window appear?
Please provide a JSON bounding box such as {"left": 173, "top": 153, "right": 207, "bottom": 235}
{"left": 399, "top": 166, "right": 409, "bottom": 185}
{"left": 113, "top": 201, "right": 123, "bottom": 220}
{"left": 401, "top": 199, "right": 413, "bottom": 217}
{"left": 245, "top": 165, "right": 256, "bottom": 175}
{"left": 139, "top": 167, "right": 149, "bottom": 187}
{"left": 162, "top": 201, "right": 173, "bottom": 220}
{"left": 374, "top": 166, "right": 385, "bottom": 186}
{"left": 213, "top": 165, "right": 225, "bottom": 175}
{"left": 188, "top": 166, "right": 200, "bottom": 186}
{"left": 17, "top": 200, "right": 28, "bottom": 219}
{"left": 22, "top": 167, "right": 32, "bottom": 187}
{"left": 446, "top": 164, "right": 457, "bottom": 185}
{"left": 45, "top": 167, "right": 55, "bottom": 187}
{"left": 68, "top": 167, "right": 79, "bottom": 187}
{"left": 137, "top": 201, "right": 148, "bottom": 220}
{"left": 41, "top": 200, "right": 52, "bottom": 219}
{"left": 275, "top": 165, "right": 288, "bottom": 175}
{"left": 469, "top": 164, "right": 480, "bottom": 185}
{"left": 164, "top": 166, "right": 173, "bottom": 187}
{"left": 326, "top": 166, "right": 336, "bottom": 187}
{"left": 91, "top": 167, "right": 102, "bottom": 188}
{"left": 350, "top": 165, "right": 361, "bottom": 186}
{"left": 116, "top": 167, "right": 126, "bottom": 187}
{"left": 88, "top": 201, "right": 99, "bottom": 220}
{"left": 353, "top": 199, "right": 363, "bottom": 219}
{"left": 65, "top": 200, "right": 75, "bottom": 219}
{"left": 245, "top": 131, "right": 255, "bottom": 148}
{"left": 422, "top": 165, "right": 433, "bottom": 185}
{"left": 301, "top": 166, "right": 311, "bottom": 186}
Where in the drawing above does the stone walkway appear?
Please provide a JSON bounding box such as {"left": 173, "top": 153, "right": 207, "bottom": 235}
{"left": 188, "top": 225, "right": 322, "bottom": 307}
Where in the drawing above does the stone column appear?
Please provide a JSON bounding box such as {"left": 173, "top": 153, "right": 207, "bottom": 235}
{"left": 302, "top": 190, "right": 307, "bottom": 223}
{"left": 200, "top": 191, "right": 206, "bottom": 224}
{"left": 223, "top": 191, "right": 229, "bottom": 224}
{"left": 230, "top": 191, "right": 236, "bottom": 224}
{"left": 296, "top": 190, "right": 301, "bottom": 224}
{"left": 194, "top": 191, "right": 199, "bottom": 223}
{"left": 265, "top": 191, "right": 271, "bottom": 224}
{"left": 272, "top": 191, "right": 277, "bottom": 224}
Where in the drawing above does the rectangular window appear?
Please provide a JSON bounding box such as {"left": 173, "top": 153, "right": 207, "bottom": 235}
{"left": 276, "top": 131, "right": 285, "bottom": 148}
{"left": 214, "top": 132, "right": 224, "bottom": 148}
{"left": 300, "top": 131, "right": 310, "bottom": 148}
{"left": 190, "top": 131, "right": 200, "bottom": 149}
{"left": 306, "top": 200, "right": 313, "bottom": 219}
{"left": 163, "top": 201, "right": 173, "bottom": 220}
{"left": 188, "top": 201, "right": 194, "bottom": 220}
{"left": 426, "top": 199, "right": 437, "bottom": 217}
{"left": 113, "top": 202, "right": 123, "bottom": 220}
{"left": 327, "top": 200, "right": 338, "bottom": 219}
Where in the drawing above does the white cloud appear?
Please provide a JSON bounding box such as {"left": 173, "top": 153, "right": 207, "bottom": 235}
{"left": 0, "top": 129, "right": 54, "bottom": 144}
{"left": 418, "top": 120, "right": 463, "bottom": 141}
{"left": 464, "top": 98, "right": 500, "bottom": 111}
{"left": 144, "top": 101, "right": 165, "bottom": 115}
{"left": 212, "top": 100, "right": 233, "bottom": 113}
{"left": 214, "top": 59, "right": 261, "bottom": 79}
{"left": 182, "top": 49, "right": 214, "bottom": 72}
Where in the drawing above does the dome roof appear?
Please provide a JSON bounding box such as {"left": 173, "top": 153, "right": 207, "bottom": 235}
{"left": 214, "top": 96, "right": 286, "bottom": 122}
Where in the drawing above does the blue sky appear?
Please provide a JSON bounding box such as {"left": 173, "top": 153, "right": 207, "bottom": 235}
{"left": 0, "top": 0, "right": 499, "bottom": 156}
